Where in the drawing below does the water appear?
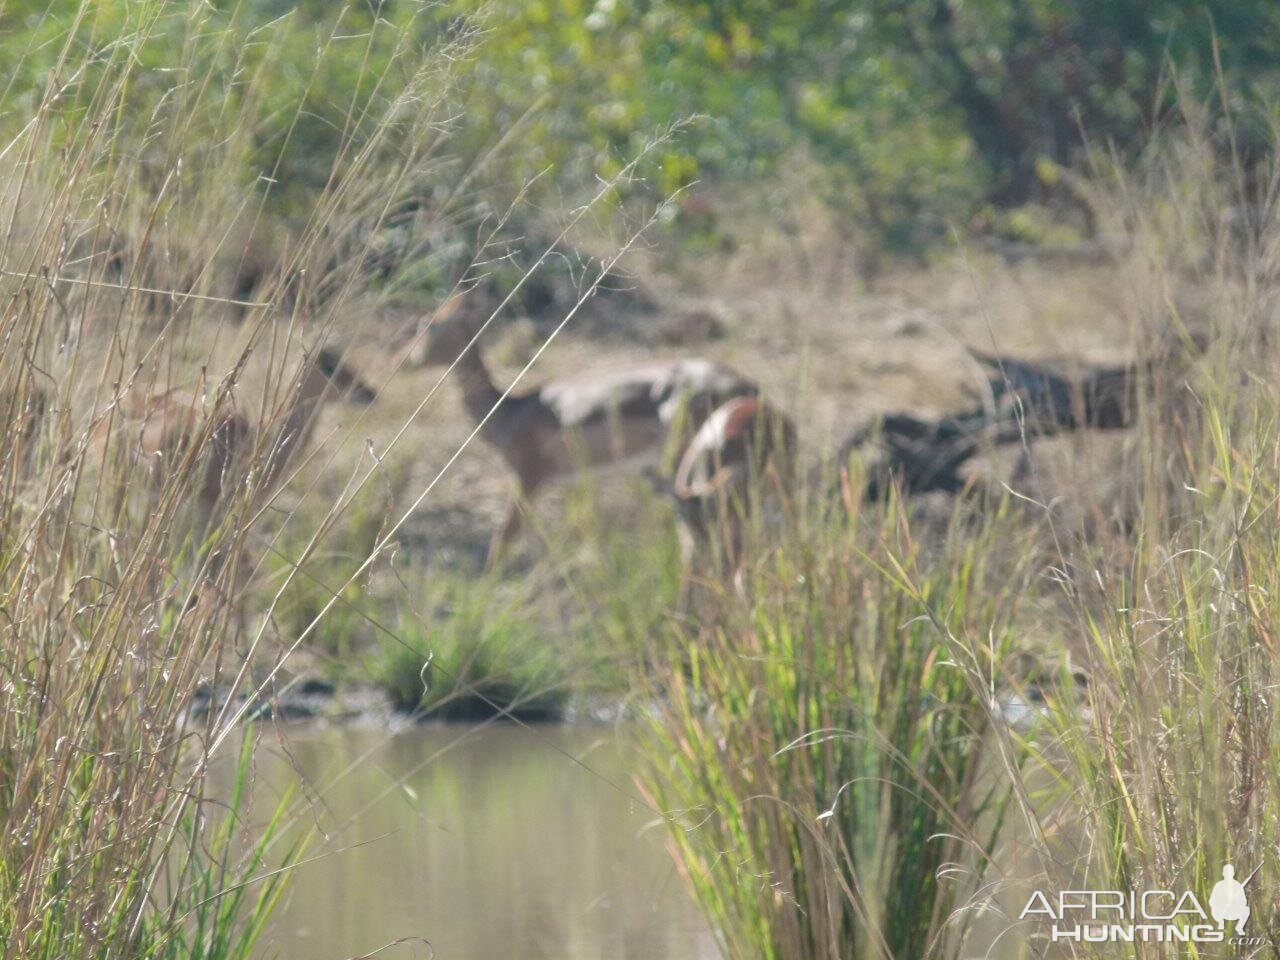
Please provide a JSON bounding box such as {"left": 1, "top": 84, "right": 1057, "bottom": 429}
{"left": 247, "top": 723, "right": 720, "bottom": 960}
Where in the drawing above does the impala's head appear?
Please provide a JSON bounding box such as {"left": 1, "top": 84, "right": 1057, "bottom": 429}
{"left": 418, "top": 290, "right": 483, "bottom": 367}
{"left": 310, "top": 347, "right": 376, "bottom": 404}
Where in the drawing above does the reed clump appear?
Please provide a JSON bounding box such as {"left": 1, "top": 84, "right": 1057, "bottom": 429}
{"left": 634, "top": 493, "right": 1034, "bottom": 960}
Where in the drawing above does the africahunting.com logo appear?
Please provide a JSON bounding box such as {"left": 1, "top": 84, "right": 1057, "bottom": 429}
{"left": 1021, "top": 863, "right": 1265, "bottom": 945}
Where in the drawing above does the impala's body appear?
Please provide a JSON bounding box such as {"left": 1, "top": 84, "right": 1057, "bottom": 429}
{"left": 468, "top": 357, "right": 757, "bottom": 479}
{"left": 418, "top": 297, "right": 757, "bottom": 563}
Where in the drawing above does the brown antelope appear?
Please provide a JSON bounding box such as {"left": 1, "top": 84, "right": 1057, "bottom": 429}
{"left": 91, "top": 347, "right": 375, "bottom": 524}
{"left": 670, "top": 394, "right": 796, "bottom": 594}
{"left": 89, "top": 347, "right": 375, "bottom": 633}
{"left": 416, "top": 296, "right": 757, "bottom": 564}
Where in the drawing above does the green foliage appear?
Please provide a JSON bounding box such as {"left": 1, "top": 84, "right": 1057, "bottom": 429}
{"left": 443, "top": 0, "right": 1280, "bottom": 253}
{"left": 551, "top": 480, "right": 684, "bottom": 686}
{"left": 0, "top": 0, "right": 443, "bottom": 207}
{"left": 354, "top": 481, "right": 681, "bottom": 723}
{"left": 264, "top": 494, "right": 389, "bottom": 662}
{"left": 371, "top": 571, "right": 569, "bottom": 721}
{"left": 6, "top": 0, "right": 1277, "bottom": 265}
{"left": 0, "top": 0, "right": 469, "bottom": 303}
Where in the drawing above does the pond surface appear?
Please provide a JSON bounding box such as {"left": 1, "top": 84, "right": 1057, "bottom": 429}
{"left": 248, "top": 723, "right": 719, "bottom": 960}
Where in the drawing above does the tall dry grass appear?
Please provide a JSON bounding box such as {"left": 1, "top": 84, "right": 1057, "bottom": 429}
{"left": 1002, "top": 109, "right": 1280, "bottom": 956}
{"left": 0, "top": 3, "right": 471, "bottom": 955}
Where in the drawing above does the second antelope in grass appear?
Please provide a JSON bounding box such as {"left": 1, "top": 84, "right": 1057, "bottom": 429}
{"left": 86, "top": 345, "right": 375, "bottom": 632}
{"left": 416, "top": 292, "right": 758, "bottom": 565}
{"left": 91, "top": 346, "right": 376, "bottom": 526}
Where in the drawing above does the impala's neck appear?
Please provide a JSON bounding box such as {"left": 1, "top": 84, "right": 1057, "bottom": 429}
{"left": 454, "top": 348, "right": 503, "bottom": 428}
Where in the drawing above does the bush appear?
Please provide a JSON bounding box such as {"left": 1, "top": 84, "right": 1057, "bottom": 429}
{"left": 372, "top": 572, "right": 570, "bottom": 721}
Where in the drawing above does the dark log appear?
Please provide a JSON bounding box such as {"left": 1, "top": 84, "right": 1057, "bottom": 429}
{"left": 847, "top": 351, "right": 1147, "bottom": 500}
{"left": 970, "top": 349, "right": 1141, "bottom": 433}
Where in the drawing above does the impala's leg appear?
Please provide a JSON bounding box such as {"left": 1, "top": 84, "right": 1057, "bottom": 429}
{"left": 485, "top": 477, "right": 541, "bottom": 571}
{"left": 675, "top": 516, "right": 697, "bottom": 613}
{"left": 486, "top": 499, "right": 523, "bottom": 570}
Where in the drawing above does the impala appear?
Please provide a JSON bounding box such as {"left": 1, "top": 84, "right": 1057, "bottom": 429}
{"left": 417, "top": 294, "right": 757, "bottom": 564}
{"left": 670, "top": 393, "right": 796, "bottom": 593}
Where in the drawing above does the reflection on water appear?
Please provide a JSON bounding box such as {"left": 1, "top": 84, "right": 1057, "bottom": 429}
{"left": 248, "top": 724, "right": 719, "bottom": 960}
